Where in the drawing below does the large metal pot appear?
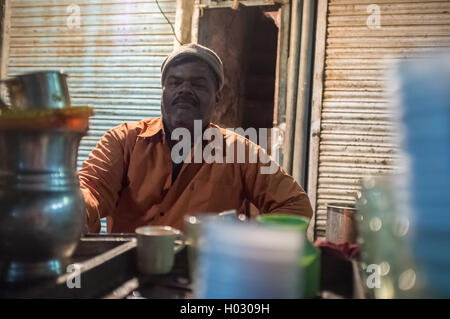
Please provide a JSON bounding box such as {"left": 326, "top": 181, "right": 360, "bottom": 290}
{"left": 0, "top": 70, "right": 87, "bottom": 284}
{"left": 0, "top": 130, "right": 85, "bottom": 283}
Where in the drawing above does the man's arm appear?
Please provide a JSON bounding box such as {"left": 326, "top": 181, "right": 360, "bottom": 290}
{"left": 78, "top": 125, "right": 127, "bottom": 232}
{"left": 241, "top": 140, "right": 313, "bottom": 219}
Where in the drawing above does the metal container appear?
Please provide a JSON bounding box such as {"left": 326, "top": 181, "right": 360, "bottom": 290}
{"left": 0, "top": 71, "right": 87, "bottom": 284}
{"left": 0, "top": 130, "right": 85, "bottom": 283}
{"left": 0, "top": 70, "right": 70, "bottom": 110}
{"left": 326, "top": 203, "right": 358, "bottom": 244}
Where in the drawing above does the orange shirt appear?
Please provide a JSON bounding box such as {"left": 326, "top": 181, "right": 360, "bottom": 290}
{"left": 78, "top": 117, "right": 313, "bottom": 233}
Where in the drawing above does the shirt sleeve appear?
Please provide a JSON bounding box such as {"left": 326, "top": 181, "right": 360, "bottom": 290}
{"left": 78, "top": 125, "right": 127, "bottom": 233}
{"left": 241, "top": 140, "right": 313, "bottom": 219}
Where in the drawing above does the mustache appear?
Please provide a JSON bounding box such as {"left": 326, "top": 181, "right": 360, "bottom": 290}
{"left": 173, "top": 95, "right": 197, "bottom": 106}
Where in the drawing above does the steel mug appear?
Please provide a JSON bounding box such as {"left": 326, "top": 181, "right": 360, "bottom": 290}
{"left": 135, "top": 226, "right": 186, "bottom": 275}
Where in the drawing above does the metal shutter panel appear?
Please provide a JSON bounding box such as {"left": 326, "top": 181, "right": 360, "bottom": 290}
{"left": 5, "top": 0, "right": 176, "bottom": 168}
{"left": 315, "top": 0, "right": 450, "bottom": 239}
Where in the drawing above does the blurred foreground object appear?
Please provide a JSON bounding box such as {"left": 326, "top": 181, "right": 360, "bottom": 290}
{"left": 356, "top": 175, "right": 421, "bottom": 299}
{"left": 256, "top": 214, "right": 320, "bottom": 298}
{"left": 194, "top": 220, "right": 304, "bottom": 298}
{"left": 394, "top": 52, "right": 450, "bottom": 298}
{"left": 355, "top": 51, "right": 450, "bottom": 298}
{"left": 0, "top": 71, "right": 93, "bottom": 284}
{"left": 184, "top": 210, "right": 243, "bottom": 284}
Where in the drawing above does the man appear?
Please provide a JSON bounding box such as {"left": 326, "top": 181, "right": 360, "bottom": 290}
{"left": 79, "top": 43, "right": 313, "bottom": 233}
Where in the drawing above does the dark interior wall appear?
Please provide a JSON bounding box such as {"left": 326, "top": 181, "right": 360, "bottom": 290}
{"left": 198, "top": 6, "right": 278, "bottom": 129}
{"left": 198, "top": 8, "right": 247, "bottom": 128}
{"left": 241, "top": 8, "right": 278, "bottom": 129}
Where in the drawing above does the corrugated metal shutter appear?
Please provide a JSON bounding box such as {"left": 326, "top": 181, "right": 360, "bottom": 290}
{"left": 315, "top": 0, "right": 450, "bottom": 239}
{"left": 5, "top": 0, "right": 177, "bottom": 168}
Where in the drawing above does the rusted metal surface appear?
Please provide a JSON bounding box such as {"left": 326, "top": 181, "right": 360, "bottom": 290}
{"left": 0, "top": 0, "right": 11, "bottom": 102}
{"left": 312, "top": 0, "right": 450, "bottom": 239}
{"left": 200, "top": 0, "right": 276, "bottom": 8}
{"left": 5, "top": 0, "right": 177, "bottom": 168}
{"left": 307, "top": 0, "right": 328, "bottom": 242}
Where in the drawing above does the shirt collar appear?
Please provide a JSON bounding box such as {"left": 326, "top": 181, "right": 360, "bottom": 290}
{"left": 137, "top": 117, "right": 165, "bottom": 138}
{"left": 137, "top": 117, "right": 221, "bottom": 140}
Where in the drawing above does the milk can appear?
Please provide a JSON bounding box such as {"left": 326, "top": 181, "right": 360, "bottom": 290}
{"left": 0, "top": 71, "right": 92, "bottom": 283}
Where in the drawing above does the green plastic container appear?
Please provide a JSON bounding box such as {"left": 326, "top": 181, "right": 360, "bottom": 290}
{"left": 256, "top": 214, "right": 321, "bottom": 298}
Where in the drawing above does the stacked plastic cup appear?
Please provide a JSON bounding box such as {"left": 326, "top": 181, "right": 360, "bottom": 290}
{"left": 255, "top": 214, "right": 320, "bottom": 298}
{"left": 193, "top": 220, "right": 304, "bottom": 299}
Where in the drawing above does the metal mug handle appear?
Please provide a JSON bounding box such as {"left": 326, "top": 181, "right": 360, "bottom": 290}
{"left": 174, "top": 231, "right": 186, "bottom": 254}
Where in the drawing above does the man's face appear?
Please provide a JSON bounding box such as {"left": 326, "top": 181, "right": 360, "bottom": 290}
{"left": 161, "top": 60, "right": 219, "bottom": 135}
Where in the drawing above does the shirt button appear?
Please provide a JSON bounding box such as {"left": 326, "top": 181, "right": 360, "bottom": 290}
{"left": 160, "top": 212, "right": 165, "bottom": 216}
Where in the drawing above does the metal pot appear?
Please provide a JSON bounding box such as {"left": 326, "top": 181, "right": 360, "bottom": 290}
{"left": 0, "top": 70, "right": 86, "bottom": 284}
{"left": 0, "top": 70, "right": 71, "bottom": 111}
{"left": 326, "top": 203, "right": 358, "bottom": 244}
{"left": 0, "top": 130, "right": 85, "bottom": 283}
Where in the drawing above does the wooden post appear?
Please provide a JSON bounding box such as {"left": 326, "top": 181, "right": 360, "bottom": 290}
{"left": 272, "top": 2, "right": 290, "bottom": 165}
{"left": 191, "top": 0, "right": 200, "bottom": 44}
{"left": 175, "top": 0, "right": 196, "bottom": 48}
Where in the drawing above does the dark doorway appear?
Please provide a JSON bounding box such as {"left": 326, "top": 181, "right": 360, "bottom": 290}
{"left": 198, "top": 5, "right": 280, "bottom": 217}
{"left": 198, "top": 5, "right": 279, "bottom": 130}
